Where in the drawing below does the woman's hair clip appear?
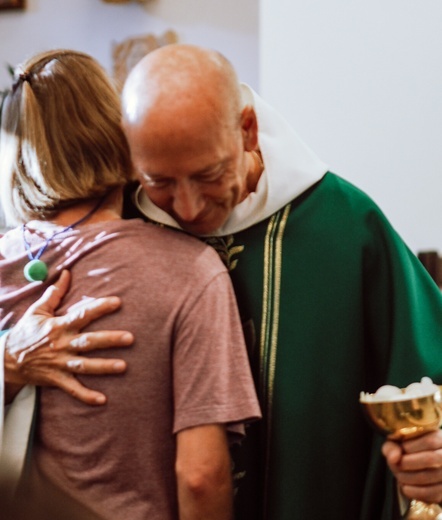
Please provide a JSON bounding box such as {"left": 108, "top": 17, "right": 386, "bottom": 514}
{"left": 19, "top": 71, "right": 31, "bottom": 82}
{"left": 12, "top": 70, "right": 31, "bottom": 92}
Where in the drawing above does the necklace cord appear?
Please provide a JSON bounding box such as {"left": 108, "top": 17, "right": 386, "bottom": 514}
{"left": 22, "top": 197, "right": 105, "bottom": 262}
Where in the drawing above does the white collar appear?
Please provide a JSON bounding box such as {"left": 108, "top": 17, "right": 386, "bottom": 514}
{"left": 134, "top": 84, "right": 329, "bottom": 236}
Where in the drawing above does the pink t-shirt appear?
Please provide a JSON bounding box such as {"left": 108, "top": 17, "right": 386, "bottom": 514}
{"left": 0, "top": 218, "right": 261, "bottom": 519}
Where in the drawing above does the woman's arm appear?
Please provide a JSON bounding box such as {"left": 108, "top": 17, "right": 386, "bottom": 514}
{"left": 176, "top": 424, "right": 233, "bottom": 520}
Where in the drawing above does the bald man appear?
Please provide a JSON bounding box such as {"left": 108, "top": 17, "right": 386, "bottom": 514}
{"left": 5, "top": 44, "right": 442, "bottom": 519}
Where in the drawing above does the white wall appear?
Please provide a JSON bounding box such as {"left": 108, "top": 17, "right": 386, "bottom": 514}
{"left": 0, "top": 0, "right": 259, "bottom": 230}
{"left": 261, "top": 0, "right": 442, "bottom": 253}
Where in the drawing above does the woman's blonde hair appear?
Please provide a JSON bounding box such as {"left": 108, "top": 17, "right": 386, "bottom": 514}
{"left": 0, "top": 49, "right": 132, "bottom": 225}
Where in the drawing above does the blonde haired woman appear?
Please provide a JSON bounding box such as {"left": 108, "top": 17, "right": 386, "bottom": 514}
{"left": 0, "top": 49, "right": 130, "bottom": 229}
{"left": 0, "top": 49, "right": 260, "bottom": 520}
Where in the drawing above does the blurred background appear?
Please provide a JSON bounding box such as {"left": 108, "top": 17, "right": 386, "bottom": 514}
{"left": 1, "top": 0, "right": 441, "bottom": 255}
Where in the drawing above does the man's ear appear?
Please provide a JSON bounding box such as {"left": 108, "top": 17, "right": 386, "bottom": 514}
{"left": 240, "top": 106, "right": 259, "bottom": 151}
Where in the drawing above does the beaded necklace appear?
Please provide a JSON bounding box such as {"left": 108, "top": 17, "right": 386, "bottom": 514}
{"left": 22, "top": 198, "right": 104, "bottom": 282}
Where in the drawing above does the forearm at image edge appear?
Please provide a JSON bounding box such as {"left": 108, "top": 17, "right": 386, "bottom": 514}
{"left": 0, "top": 332, "right": 7, "bottom": 446}
{"left": 0, "top": 330, "right": 37, "bottom": 494}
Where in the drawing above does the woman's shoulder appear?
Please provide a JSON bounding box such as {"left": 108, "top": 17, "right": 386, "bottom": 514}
{"left": 105, "top": 219, "right": 227, "bottom": 275}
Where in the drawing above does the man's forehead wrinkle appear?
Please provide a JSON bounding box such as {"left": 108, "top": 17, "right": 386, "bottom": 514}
{"left": 125, "top": 79, "right": 208, "bottom": 128}
{"left": 138, "top": 154, "right": 230, "bottom": 180}
{"left": 136, "top": 91, "right": 230, "bottom": 144}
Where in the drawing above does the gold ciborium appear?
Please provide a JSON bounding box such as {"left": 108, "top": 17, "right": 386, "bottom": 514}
{"left": 360, "top": 380, "right": 442, "bottom": 520}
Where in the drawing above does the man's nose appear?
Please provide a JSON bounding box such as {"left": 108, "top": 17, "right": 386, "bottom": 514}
{"left": 173, "top": 181, "right": 204, "bottom": 222}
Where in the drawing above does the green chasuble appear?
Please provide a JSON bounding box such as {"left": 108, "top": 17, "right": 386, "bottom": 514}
{"left": 124, "top": 172, "right": 442, "bottom": 520}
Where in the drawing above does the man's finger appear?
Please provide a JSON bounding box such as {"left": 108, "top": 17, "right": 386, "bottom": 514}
{"left": 60, "top": 296, "right": 123, "bottom": 329}
{"left": 402, "top": 430, "right": 442, "bottom": 454}
{"left": 68, "top": 331, "right": 134, "bottom": 351}
{"left": 66, "top": 357, "right": 127, "bottom": 375}
{"left": 395, "top": 467, "right": 442, "bottom": 486}
{"left": 382, "top": 440, "right": 403, "bottom": 466}
{"left": 401, "top": 483, "right": 442, "bottom": 504}
{"left": 397, "top": 450, "right": 442, "bottom": 472}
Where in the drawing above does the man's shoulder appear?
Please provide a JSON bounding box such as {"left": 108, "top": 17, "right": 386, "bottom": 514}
{"left": 326, "top": 172, "right": 381, "bottom": 204}
{"left": 296, "top": 171, "right": 385, "bottom": 216}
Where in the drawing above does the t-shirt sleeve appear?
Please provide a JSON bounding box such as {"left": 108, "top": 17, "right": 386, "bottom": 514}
{"left": 172, "top": 271, "right": 261, "bottom": 438}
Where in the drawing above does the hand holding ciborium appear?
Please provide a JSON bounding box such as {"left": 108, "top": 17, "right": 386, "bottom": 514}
{"left": 360, "top": 377, "right": 442, "bottom": 520}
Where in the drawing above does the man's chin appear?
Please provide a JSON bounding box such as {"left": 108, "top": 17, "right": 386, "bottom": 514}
{"left": 180, "top": 223, "right": 218, "bottom": 236}
{"left": 178, "top": 218, "right": 223, "bottom": 237}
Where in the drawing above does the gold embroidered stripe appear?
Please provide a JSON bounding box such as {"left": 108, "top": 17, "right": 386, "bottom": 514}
{"left": 259, "top": 202, "right": 291, "bottom": 409}
{"left": 260, "top": 202, "right": 291, "bottom": 516}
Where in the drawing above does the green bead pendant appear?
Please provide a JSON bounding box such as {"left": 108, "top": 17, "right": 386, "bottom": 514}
{"left": 24, "top": 259, "right": 48, "bottom": 282}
